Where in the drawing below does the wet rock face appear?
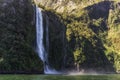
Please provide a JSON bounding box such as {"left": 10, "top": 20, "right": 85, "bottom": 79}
{"left": 0, "top": 0, "right": 43, "bottom": 73}
{"left": 42, "top": 10, "right": 67, "bottom": 70}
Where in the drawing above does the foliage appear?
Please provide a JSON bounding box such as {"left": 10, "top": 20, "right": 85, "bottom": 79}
{"left": 0, "top": 0, "right": 43, "bottom": 73}
{"left": 39, "top": 0, "right": 120, "bottom": 73}
{"left": 106, "top": 2, "right": 120, "bottom": 72}
{"left": 0, "top": 0, "right": 120, "bottom": 73}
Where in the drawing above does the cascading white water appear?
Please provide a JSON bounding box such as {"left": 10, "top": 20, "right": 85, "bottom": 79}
{"left": 36, "top": 6, "right": 60, "bottom": 74}
{"left": 36, "top": 6, "right": 45, "bottom": 62}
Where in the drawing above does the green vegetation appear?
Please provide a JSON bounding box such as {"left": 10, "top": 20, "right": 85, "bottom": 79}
{"left": 0, "top": 0, "right": 120, "bottom": 74}
{"left": 106, "top": 2, "right": 120, "bottom": 72}
{"left": 0, "top": 0, "right": 43, "bottom": 73}
{"left": 39, "top": 0, "right": 120, "bottom": 73}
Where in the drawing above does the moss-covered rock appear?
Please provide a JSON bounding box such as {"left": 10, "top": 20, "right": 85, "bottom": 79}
{"left": 36, "top": 0, "right": 120, "bottom": 73}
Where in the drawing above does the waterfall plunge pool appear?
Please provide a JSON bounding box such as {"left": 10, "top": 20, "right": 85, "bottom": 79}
{"left": 0, "top": 74, "right": 120, "bottom": 80}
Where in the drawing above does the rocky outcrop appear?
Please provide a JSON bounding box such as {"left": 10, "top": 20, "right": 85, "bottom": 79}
{"left": 34, "top": 0, "right": 78, "bottom": 13}
{"left": 36, "top": 0, "right": 120, "bottom": 73}
{"left": 34, "top": 0, "right": 105, "bottom": 13}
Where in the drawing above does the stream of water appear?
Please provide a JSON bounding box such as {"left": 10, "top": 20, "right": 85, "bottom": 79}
{"left": 0, "top": 74, "right": 120, "bottom": 80}
{"left": 36, "top": 6, "right": 59, "bottom": 74}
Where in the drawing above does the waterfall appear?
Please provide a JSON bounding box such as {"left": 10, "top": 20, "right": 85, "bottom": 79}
{"left": 36, "top": 6, "right": 60, "bottom": 74}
